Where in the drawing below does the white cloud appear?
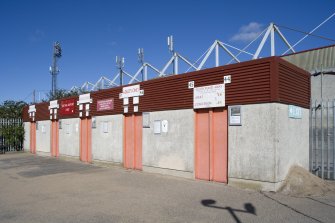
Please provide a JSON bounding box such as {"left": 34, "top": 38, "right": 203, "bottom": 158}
{"left": 230, "top": 22, "right": 263, "bottom": 42}
{"left": 29, "top": 29, "right": 45, "bottom": 42}
{"left": 107, "top": 41, "right": 117, "bottom": 47}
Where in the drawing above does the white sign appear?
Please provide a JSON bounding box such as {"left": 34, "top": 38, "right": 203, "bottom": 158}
{"left": 154, "top": 120, "right": 161, "bottom": 134}
{"left": 224, "top": 75, "right": 231, "bottom": 84}
{"left": 122, "top": 84, "right": 140, "bottom": 98}
{"left": 133, "top": 96, "right": 139, "bottom": 104}
{"left": 188, "top": 81, "right": 194, "bottom": 89}
{"left": 78, "top": 93, "right": 92, "bottom": 104}
{"left": 66, "top": 124, "right": 71, "bottom": 134}
{"left": 142, "top": 112, "right": 150, "bottom": 128}
{"left": 102, "top": 122, "right": 109, "bottom": 133}
{"left": 288, "top": 105, "right": 302, "bottom": 119}
{"left": 123, "top": 97, "right": 129, "bottom": 105}
{"left": 162, "top": 120, "right": 168, "bottom": 133}
{"left": 49, "top": 100, "right": 59, "bottom": 109}
{"left": 193, "top": 84, "right": 225, "bottom": 109}
{"left": 229, "top": 106, "right": 242, "bottom": 126}
{"left": 28, "top": 105, "right": 36, "bottom": 113}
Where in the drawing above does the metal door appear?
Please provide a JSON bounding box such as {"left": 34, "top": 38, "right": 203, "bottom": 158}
{"left": 30, "top": 122, "right": 36, "bottom": 154}
{"left": 50, "top": 120, "right": 59, "bottom": 157}
{"left": 124, "top": 114, "right": 142, "bottom": 170}
{"left": 80, "top": 118, "right": 92, "bottom": 163}
{"left": 195, "top": 108, "right": 228, "bottom": 183}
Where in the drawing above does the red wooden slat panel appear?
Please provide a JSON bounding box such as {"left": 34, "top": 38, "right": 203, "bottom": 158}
{"left": 22, "top": 56, "right": 310, "bottom": 120}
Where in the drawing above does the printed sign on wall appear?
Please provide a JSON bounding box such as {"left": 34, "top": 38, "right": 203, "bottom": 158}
{"left": 288, "top": 105, "right": 302, "bottom": 119}
{"left": 60, "top": 99, "right": 75, "bottom": 115}
{"left": 120, "top": 84, "right": 140, "bottom": 98}
{"left": 193, "top": 84, "right": 225, "bottom": 109}
{"left": 97, "top": 98, "right": 114, "bottom": 111}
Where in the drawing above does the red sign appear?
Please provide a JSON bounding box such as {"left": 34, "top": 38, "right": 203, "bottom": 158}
{"left": 97, "top": 98, "right": 114, "bottom": 111}
{"left": 60, "top": 99, "right": 75, "bottom": 115}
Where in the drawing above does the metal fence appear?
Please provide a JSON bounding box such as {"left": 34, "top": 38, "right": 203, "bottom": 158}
{"left": 310, "top": 100, "right": 335, "bottom": 180}
{"left": 0, "top": 118, "right": 23, "bottom": 153}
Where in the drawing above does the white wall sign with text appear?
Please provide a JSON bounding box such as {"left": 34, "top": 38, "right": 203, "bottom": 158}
{"left": 193, "top": 84, "right": 225, "bottom": 109}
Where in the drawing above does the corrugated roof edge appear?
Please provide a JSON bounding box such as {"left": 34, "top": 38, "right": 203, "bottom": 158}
{"left": 281, "top": 44, "right": 335, "bottom": 57}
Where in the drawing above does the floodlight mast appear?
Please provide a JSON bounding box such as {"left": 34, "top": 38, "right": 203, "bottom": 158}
{"left": 50, "top": 41, "right": 62, "bottom": 97}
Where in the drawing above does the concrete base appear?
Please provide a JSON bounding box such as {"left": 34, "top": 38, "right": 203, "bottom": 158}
{"left": 23, "top": 122, "right": 30, "bottom": 152}
{"left": 228, "top": 178, "right": 284, "bottom": 192}
{"left": 58, "top": 154, "right": 80, "bottom": 162}
{"left": 143, "top": 165, "right": 193, "bottom": 179}
{"left": 92, "top": 159, "right": 123, "bottom": 168}
{"left": 36, "top": 151, "right": 51, "bottom": 157}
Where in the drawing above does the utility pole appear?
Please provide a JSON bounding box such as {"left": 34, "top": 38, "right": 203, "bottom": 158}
{"left": 167, "top": 35, "right": 178, "bottom": 74}
{"left": 33, "top": 90, "right": 36, "bottom": 104}
{"left": 138, "top": 48, "right": 144, "bottom": 81}
{"left": 50, "top": 41, "right": 62, "bottom": 98}
{"left": 116, "top": 56, "right": 125, "bottom": 86}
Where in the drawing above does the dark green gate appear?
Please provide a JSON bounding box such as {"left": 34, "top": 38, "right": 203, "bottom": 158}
{"left": 0, "top": 118, "right": 24, "bottom": 153}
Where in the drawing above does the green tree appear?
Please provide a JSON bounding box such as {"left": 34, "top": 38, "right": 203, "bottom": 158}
{"left": 0, "top": 100, "right": 27, "bottom": 151}
{"left": 0, "top": 100, "right": 28, "bottom": 118}
{"left": 45, "top": 88, "right": 84, "bottom": 101}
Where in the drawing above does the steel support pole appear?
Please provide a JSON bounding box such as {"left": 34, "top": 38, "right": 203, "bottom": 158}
{"left": 271, "top": 25, "right": 275, "bottom": 56}
{"left": 333, "top": 99, "right": 335, "bottom": 179}
{"left": 321, "top": 100, "right": 324, "bottom": 179}
{"left": 173, "top": 54, "right": 178, "bottom": 75}
{"left": 309, "top": 100, "right": 313, "bottom": 172}
{"left": 215, "top": 43, "right": 219, "bottom": 67}
{"left": 144, "top": 65, "right": 148, "bottom": 81}
{"left": 315, "top": 100, "right": 319, "bottom": 175}
{"left": 327, "top": 100, "right": 330, "bottom": 179}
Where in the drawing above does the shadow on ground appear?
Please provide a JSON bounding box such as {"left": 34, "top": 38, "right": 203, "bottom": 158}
{"left": 201, "top": 199, "right": 256, "bottom": 223}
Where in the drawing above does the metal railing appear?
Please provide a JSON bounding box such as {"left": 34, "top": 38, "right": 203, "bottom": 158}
{"left": 310, "top": 100, "right": 335, "bottom": 180}
{"left": 0, "top": 118, "right": 23, "bottom": 153}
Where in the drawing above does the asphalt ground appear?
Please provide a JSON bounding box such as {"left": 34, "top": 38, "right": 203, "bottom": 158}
{"left": 0, "top": 152, "right": 335, "bottom": 223}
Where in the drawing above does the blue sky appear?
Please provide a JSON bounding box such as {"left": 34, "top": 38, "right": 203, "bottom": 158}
{"left": 0, "top": 0, "right": 334, "bottom": 103}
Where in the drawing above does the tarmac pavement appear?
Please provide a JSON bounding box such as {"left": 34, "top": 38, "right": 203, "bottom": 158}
{"left": 0, "top": 152, "right": 334, "bottom": 223}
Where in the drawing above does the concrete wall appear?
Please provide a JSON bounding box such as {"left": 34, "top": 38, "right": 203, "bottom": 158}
{"left": 59, "top": 118, "right": 80, "bottom": 157}
{"left": 276, "top": 104, "right": 309, "bottom": 182}
{"left": 142, "top": 109, "right": 194, "bottom": 177}
{"left": 92, "top": 115, "right": 123, "bottom": 163}
{"left": 35, "top": 120, "right": 50, "bottom": 155}
{"left": 311, "top": 75, "right": 335, "bottom": 101}
{"left": 228, "top": 103, "right": 309, "bottom": 191}
{"left": 23, "top": 122, "right": 30, "bottom": 152}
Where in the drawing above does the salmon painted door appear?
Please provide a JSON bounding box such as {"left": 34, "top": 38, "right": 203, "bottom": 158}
{"left": 195, "top": 109, "right": 210, "bottom": 181}
{"left": 195, "top": 108, "right": 228, "bottom": 183}
{"left": 50, "top": 120, "right": 59, "bottom": 157}
{"left": 80, "top": 118, "right": 92, "bottom": 163}
{"left": 30, "top": 122, "right": 36, "bottom": 154}
{"left": 123, "top": 114, "right": 142, "bottom": 170}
